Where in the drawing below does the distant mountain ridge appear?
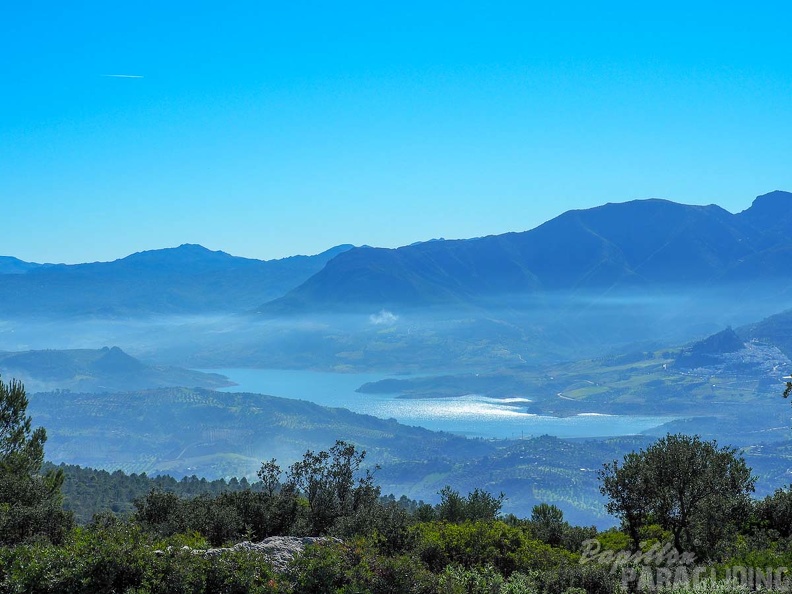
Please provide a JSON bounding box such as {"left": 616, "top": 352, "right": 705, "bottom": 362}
{"left": 0, "top": 255, "right": 46, "bottom": 274}
{"left": 263, "top": 191, "right": 792, "bottom": 311}
{"left": 0, "top": 243, "right": 353, "bottom": 315}
{"left": 3, "top": 191, "right": 791, "bottom": 316}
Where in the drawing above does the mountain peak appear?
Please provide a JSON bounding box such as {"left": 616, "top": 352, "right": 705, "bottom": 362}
{"left": 174, "top": 243, "right": 218, "bottom": 253}
{"left": 91, "top": 346, "right": 146, "bottom": 374}
{"left": 737, "top": 190, "right": 792, "bottom": 241}
{"left": 742, "top": 190, "right": 792, "bottom": 215}
{"left": 115, "top": 244, "right": 241, "bottom": 269}
{"left": 675, "top": 327, "right": 745, "bottom": 369}
{"left": 689, "top": 327, "right": 744, "bottom": 356}
{"left": 125, "top": 243, "right": 232, "bottom": 259}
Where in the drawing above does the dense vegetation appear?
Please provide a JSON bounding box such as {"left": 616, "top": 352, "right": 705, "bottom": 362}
{"left": 5, "top": 376, "right": 792, "bottom": 592}
{"left": 48, "top": 462, "right": 266, "bottom": 523}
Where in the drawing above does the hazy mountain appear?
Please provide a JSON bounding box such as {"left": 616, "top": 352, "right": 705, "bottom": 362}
{"left": 0, "top": 243, "right": 353, "bottom": 315}
{"left": 0, "top": 346, "right": 232, "bottom": 392}
{"left": 3, "top": 192, "right": 789, "bottom": 316}
{"left": 264, "top": 191, "right": 792, "bottom": 311}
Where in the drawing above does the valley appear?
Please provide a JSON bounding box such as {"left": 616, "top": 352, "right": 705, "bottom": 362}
{"left": 2, "top": 191, "right": 792, "bottom": 529}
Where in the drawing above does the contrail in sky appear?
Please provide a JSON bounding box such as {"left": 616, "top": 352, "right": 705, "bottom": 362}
{"left": 102, "top": 74, "right": 144, "bottom": 78}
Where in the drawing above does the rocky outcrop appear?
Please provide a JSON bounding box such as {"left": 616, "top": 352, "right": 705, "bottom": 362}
{"left": 186, "top": 536, "right": 339, "bottom": 573}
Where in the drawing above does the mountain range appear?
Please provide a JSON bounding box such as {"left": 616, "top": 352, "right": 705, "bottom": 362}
{"left": 2, "top": 191, "right": 790, "bottom": 316}
{"left": 0, "top": 244, "right": 352, "bottom": 315}
{"left": 264, "top": 190, "right": 792, "bottom": 311}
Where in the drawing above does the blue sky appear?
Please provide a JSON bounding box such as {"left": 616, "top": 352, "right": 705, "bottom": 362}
{"left": 2, "top": 1, "right": 790, "bottom": 263}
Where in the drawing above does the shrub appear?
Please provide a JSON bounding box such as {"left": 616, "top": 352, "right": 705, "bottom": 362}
{"left": 413, "top": 521, "right": 574, "bottom": 576}
{"left": 0, "top": 522, "right": 278, "bottom": 594}
{"left": 287, "top": 540, "right": 366, "bottom": 593}
{"left": 534, "top": 561, "right": 622, "bottom": 594}
{"left": 438, "top": 564, "right": 504, "bottom": 594}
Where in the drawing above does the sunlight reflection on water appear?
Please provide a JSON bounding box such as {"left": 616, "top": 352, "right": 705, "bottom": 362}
{"left": 374, "top": 395, "right": 535, "bottom": 420}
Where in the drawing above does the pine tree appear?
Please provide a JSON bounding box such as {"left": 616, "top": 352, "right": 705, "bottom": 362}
{"left": 0, "top": 376, "right": 72, "bottom": 544}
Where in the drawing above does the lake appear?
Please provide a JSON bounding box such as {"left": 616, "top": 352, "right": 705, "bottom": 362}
{"left": 208, "top": 368, "right": 676, "bottom": 440}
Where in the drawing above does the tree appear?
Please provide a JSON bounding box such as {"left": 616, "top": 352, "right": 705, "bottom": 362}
{"left": 285, "top": 440, "right": 379, "bottom": 535}
{"left": 257, "top": 457, "right": 282, "bottom": 498}
{"left": 0, "top": 376, "right": 72, "bottom": 544}
{"left": 756, "top": 486, "right": 792, "bottom": 538}
{"left": 530, "top": 503, "right": 565, "bottom": 547}
{"left": 599, "top": 434, "right": 754, "bottom": 557}
{"left": 435, "top": 486, "right": 504, "bottom": 522}
{"left": 1, "top": 377, "right": 45, "bottom": 469}
{"left": 599, "top": 452, "right": 653, "bottom": 552}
